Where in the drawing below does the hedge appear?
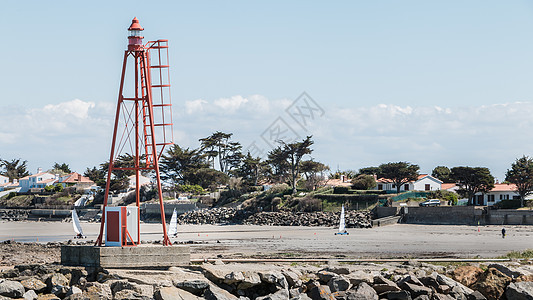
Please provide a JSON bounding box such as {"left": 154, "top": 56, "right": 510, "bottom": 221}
{"left": 314, "top": 193, "right": 379, "bottom": 203}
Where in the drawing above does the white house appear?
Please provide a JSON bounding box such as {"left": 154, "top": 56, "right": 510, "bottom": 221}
{"left": 18, "top": 168, "right": 57, "bottom": 192}
{"left": 442, "top": 183, "right": 533, "bottom": 206}
{"left": 0, "top": 175, "right": 8, "bottom": 185}
{"left": 375, "top": 174, "right": 442, "bottom": 192}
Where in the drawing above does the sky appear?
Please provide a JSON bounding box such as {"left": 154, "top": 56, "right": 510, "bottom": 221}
{"left": 1, "top": 1, "right": 533, "bottom": 181}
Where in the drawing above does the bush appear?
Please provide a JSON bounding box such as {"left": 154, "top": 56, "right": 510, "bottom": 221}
{"left": 351, "top": 174, "right": 377, "bottom": 190}
{"left": 297, "top": 196, "right": 321, "bottom": 212}
{"left": 176, "top": 184, "right": 205, "bottom": 195}
{"left": 268, "top": 183, "right": 291, "bottom": 195}
{"left": 493, "top": 200, "right": 522, "bottom": 209}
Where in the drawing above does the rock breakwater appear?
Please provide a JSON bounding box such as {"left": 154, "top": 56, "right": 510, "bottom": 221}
{"left": 177, "top": 208, "right": 372, "bottom": 228}
{"left": 1, "top": 258, "right": 532, "bottom": 299}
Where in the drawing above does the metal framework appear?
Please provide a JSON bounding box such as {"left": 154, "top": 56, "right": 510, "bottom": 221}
{"left": 96, "top": 18, "right": 173, "bottom": 246}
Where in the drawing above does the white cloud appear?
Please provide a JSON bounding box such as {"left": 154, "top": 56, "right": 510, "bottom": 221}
{"left": 214, "top": 95, "right": 248, "bottom": 112}
{"left": 185, "top": 99, "right": 207, "bottom": 114}
{"left": 4, "top": 96, "right": 533, "bottom": 181}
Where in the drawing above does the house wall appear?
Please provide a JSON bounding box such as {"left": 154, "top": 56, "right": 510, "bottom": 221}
{"left": 413, "top": 177, "right": 441, "bottom": 191}
{"left": 0, "top": 175, "right": 8, "bottom": 185}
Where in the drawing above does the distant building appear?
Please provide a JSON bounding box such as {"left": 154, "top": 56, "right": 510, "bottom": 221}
{"left": 18, "top": 168, "right": 56, "bottom": 192}
{"left": 127, "top": 174, "right": 151, "bottom": 189}
{"left": 374, "top": 174, "right": 442, "bottom": 192}
{"left": 59, "top": 172, "right": 95, "bottom": 192}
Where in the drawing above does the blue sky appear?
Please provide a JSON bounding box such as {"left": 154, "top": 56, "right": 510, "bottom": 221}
{"left": 1, "top": 1, "right": 533, "bottom": 181}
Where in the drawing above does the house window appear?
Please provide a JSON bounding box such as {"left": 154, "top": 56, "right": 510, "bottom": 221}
{"left": 425, "top": 184, "right": 430, "bottom": 191}
{"left": 404, "top": 184, "right": 409, "bottom": 191}
{"left": 506, "top": 195, "right": 510, "bottom": 200}
{"left": 488, "top": 195, "right": 495, "bottom": 202}
{"left": 499, "top": 195, "right": 502, "bottom": 200}
{"left": 378, "top": 184, "right": 383, "bottom": 190}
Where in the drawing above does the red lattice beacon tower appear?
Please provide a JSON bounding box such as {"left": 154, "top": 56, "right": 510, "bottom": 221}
{"left": 96, "top": 18, "right": 173, "bottom": 246}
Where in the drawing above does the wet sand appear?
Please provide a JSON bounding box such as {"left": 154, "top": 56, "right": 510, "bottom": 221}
{"left": 0, "top": 221, "right": 530, "bottom": 259}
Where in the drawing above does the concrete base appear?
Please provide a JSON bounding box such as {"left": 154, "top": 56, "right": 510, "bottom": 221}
{"left": 61, "top": 245, "right": 190, "bottom": 268}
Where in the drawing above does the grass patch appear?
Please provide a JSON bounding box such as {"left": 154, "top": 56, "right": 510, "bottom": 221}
{"left": 0, "top": 195, "right": 34, "bottom": 207}
{"left": 498, "top": 249, "right": 533, "bottom": 259}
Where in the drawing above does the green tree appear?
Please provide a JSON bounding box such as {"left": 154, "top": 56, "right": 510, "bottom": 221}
{"left": 52, "top": 162, "right": 72, "bottom": 174}
{"left": 269, "top": 136, "right": 314, "bottom": 194}
{"left": 432, "top": 166, "right": 452, "bottom": 183}
{"left": 450, "top": 166, "right": 495, "bottom": 206}
{"left": 0, "top": 158, "right": 30, "bottom": 181}
{"left": 351, "top": 174, "right": 377, "bottom": 190}
{"left": 379, "top": 162, "right": 420, "bottom": 193}
{"left": 300, "top": 160, "right": 329, "bottom": 190}
{"left": 330, "top": 170, "right": 357, "bottom": 180}
{"left": 358, "top": 166, "right": 382, "bottom": 178}
{"left": 199, "top": 131, "right": 243, "bottom": 174}
{"left": 159, "top": 145, "right": 209, "bottom": 186}
{"left": 267, "top": 147, "right": 290, "bottom": 183}
{"left": 84, "top": 167, "right": 106, "bottom": 186}
{"left": 505, "top": 155, "right": 533, "bottom": 208}
{"left": 189, "top": 168, "right": 229, "bottom": 190}
{"left": 235, "top": 153, "right": 265, "bottom": 186}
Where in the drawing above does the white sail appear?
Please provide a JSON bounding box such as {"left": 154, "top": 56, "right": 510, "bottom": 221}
{"left": 72, "top": 209, "right": 83, "bottom": 236}
{"left": 168, "top": 208, "right": 178, "bottom": 236}
{"left": 338, "top": 205, "right": 346, "bottom": 233}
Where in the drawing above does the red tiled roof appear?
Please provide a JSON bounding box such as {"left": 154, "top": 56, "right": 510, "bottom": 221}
{"left": 491, "top": 183, "right": 516, "bottom": 192}
{"left": 327, "top": 178, "right": 352, "bottom": 187}
{"left": 417, "top": 174, "right": 428, "bottom": 180}
{"left": 441, "top": 183, "right": 457, "bottom": 190}
{"left": 61, "top": 172, "right": 94, "bottom": 184}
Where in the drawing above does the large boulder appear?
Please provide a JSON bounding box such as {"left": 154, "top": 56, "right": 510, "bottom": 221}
{"left": 488, "top": 264, "right": 522, "bottom": 279}
{"left": 256, "top": 288, "right": 289, "bottom": 300}
{"left": 237, "top": 272, "right": 262, "bottom": 290}
{"left": 471, "top": 268, "right": 511, "bottom": 300}
{"left": 452, "top": 266, "right": 484, "bottom": 287}
{"left": 21, "top": 277, "right": 47, "bottom": 293}
{"left": 327, "top": 275, "right": 350, "bottom": 292}
{"left": 317, "top": 271, "right": 337, "bottom": 285}
{"left": 155, "top": 286, "right": 201, "bottom": 300}
{"left": 372, "top": 276, "right": 401, "bottom": 294}
{"left": 259, "top": 271, "right": 289, "bottom": 290}
{"left": 204, "top": 283, "right": 239, "bottom": 300}
{"left": 23, "top": 289, "right": 38, "bottom": 300}
{"left": 45, "top": 273, "right": 69, "bottom": 291}
{"left": 84, "top": 282, "right": 112, "bottom": 300}
{"left": 436, "top": 274, "right": 474, "bottom": 298}
{"left": 505, "top": 281, "right": 533, "bottom": 300}
{"left": 307, "top": 284, "right": 335, "bottom": 300}
{"left": 0, "top": 279, "right": 25, "bottom": 298}
{"left": 345, "top": 271, "right": 374, "bottom": 286}
{"left": 175, "top": 279, "right": 210, "bottom": 296}
{"left": 283, "top": 270, "right": 303, "bottom": 288}
{"left": 398, "top": 282, "right": 432, "bottom": 299}
{"left": 346, "top": 282, "right": 378, "bottom": 300}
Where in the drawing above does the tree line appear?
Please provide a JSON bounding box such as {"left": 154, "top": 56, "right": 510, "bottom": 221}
{"left": 3, "top": 134, "right": 533, "bottom": 207}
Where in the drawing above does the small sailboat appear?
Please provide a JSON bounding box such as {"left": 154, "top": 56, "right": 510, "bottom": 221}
{"left": 72, "top": 209, "right": 86, "bottom": 239}
{"left": 335, "top": 205, "right": 349, "bottom": 235}
{"left": 168, "top": 208, "right": 178, "bottom": 237}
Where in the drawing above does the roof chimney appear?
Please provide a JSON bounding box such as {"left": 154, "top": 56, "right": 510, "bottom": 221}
{"left": 37, "top": 167, "right": 42, "bottom": 174}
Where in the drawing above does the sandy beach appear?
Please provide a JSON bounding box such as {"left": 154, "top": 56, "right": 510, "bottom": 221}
{"left": 0, "top": 221, "right": 531, "bottom": 259}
